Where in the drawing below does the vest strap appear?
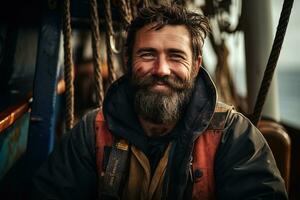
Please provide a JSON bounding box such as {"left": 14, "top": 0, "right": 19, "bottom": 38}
{"left": 101, "top": 139, "right": 130, "bottom": 199}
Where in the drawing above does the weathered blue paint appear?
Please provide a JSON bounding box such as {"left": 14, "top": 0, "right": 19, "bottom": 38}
{"left": 25, "top": 3, "right": 61, "bottom": 174}
{"left": 0, "top": 112, "right": 30, "bottom": 180}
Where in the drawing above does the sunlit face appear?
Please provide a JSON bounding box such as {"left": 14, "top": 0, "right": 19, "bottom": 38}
{"left": 130, "top": 24, "right": 202, "bottom": 124}
{"left": 131, "top": 24, "right": 201, "bottom": 94}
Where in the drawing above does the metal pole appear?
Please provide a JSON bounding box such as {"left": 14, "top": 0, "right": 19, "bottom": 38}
{"left": 242, "top": 0, "right": 280, "bottom": 121}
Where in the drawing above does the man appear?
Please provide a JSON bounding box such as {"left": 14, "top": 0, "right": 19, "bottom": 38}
{"left": 32, "top": 4, "right": 288, "bottom": 200}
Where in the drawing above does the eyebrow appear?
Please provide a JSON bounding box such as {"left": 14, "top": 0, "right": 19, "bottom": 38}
{"left": 136, "top": 48, "right": 187, "bottom": 57}
{"left": 167, "top": 48, "right": 187, "bottom": 56}
{"left": 136, "top": 48, "right": 156, "bottom": 54}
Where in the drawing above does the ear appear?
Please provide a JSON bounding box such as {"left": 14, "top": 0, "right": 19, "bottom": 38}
{"left": 194, "top": 55, "right": 202, "bottom": 73}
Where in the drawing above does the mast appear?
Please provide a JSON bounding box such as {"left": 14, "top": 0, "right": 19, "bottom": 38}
{"left": 242, "top": 0, "right": 280, "bottom": 121}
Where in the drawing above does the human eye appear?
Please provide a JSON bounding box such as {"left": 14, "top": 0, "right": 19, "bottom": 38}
{"left": 169, "top": 53, "right": 184, "bottom": 61}
{"left": 140, "top": 52, "right": 155, "bottom": 60}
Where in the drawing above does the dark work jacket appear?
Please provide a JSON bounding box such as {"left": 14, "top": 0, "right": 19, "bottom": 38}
{"left": 32, "top": 69, "right": 288, "bottom": 199}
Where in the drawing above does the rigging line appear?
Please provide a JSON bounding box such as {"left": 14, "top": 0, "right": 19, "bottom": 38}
{"left": 90, "top": 0, "right": 104, "bottom": 107}
{"left": 251, "top": 0, "right": 294, "bottom": 126}
{"left": 62, "top": 0, "right": 74, "bottom": 130}
{"left": 104, "top": 0, "right": 117, "bottom": 85}
{"left": 116, "top": 0, "right": 133, "bottom": 74}
{"left": 142, "top": 0, "right": 149, "bottom": 7}
{"left": 118, "top": 0, "right": 133, "bottom": 25}
{"left": 104, "top": 0, "right": 122, "bottom": 55}
{"left": 130, "top": 0, "right": 138, "bottom": 18}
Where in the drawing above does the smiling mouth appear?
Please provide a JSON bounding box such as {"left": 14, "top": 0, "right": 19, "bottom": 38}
{"left": 155, "top": 81, "right": 166, "bottom": 85}
{"left": 150, "top": 82, "right": 170, "bottom": 92}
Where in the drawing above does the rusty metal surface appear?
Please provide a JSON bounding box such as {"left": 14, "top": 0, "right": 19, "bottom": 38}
{"left": 0, "top": 97, "right": 31, "bottom": 134}
{"left": 0, "top": 112, "right": 30, "bottom": 179}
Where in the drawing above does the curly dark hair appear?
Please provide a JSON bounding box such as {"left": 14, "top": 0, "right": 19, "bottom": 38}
{"left": 125, "top": 4, "right": 210, "bottom": 69}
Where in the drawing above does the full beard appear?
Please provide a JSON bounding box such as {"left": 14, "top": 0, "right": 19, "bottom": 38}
{"left": 132, "top": 74, "right": 195, "bottom": 124}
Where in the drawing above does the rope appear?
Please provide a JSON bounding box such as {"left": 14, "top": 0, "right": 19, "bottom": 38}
{"left": 118, "top": 0, "right": 133, "bottom": 25}
{"left": 251, "top": 0, "right": 294, "bottom": 126}
{"left": 116, "top": 0, "right": 133, "bottom": 74}
{"left": 62, "top": 0, "right": 74, "bottom": 131}
{"left": 131, "top": 0, "right": 139, "bottom": 18}
{"left": 104, "top": 0, "right": 117, "bottom": 85}
{"left": 90, "top": 0, "right": 104, "bottom": 107}
{"left": 141, "top": 0, "right": 149, "bottom": 8}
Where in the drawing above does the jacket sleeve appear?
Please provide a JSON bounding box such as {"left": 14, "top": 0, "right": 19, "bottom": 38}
{"left": 214, "top": 110, "right": 288, "bottom": 200}
{"left": 31, "top": 109, "right": 99, "bottom": 200}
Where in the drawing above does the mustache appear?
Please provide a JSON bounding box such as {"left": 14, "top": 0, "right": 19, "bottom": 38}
{"left": 132, "top": 75, "right": 192, "bottom": 91}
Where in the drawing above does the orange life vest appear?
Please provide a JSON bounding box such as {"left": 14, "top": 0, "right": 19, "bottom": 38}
{"left": 95, "top": 103, "right": 231, "bottom": 199}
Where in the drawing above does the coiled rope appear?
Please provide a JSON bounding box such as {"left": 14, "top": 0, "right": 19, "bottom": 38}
{"left": 90, "top": 0, "right": 104, "bottom": 107}
{"left": 62, "top": 0, "right": 74, "bottom": 130}
{"left": 251, "top": 0, "right": 294, "bottom": 126}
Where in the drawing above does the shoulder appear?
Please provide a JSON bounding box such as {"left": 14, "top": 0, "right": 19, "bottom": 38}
{"left": 213, "top": 104, "right": 287, "bottom": 199}
{"left": 78, "top": 108, "right": 101, "bottom": 137}
{"left": 81, "top": 108, "right": 101, "bottom": 127}
{"left": 208, "top": 102, "right": 234, "bottom": 130}
{"left": 212, "top": 102, "right": 270, "bottom": 165}
{"left": 223, "top": 107, "right": 264, "bottom": 144}
{"left": 216, "top": 104, "right": 269, "bottom": 153}
{"left": 62, "top": 108, "right": 101, "bottom": 154}
{"left": 32, "top": 109, "right": 101, "bottom": 199}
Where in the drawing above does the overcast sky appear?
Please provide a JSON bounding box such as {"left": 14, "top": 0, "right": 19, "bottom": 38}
{"left": 273, "top": 0, "right": 300, "bottom": 69}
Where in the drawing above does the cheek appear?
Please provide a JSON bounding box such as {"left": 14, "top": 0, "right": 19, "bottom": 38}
{"left": 171, "top": 65, "right": 192, "bottom": 81}
{"left": 132, "top": 60, "right": 153, "bottom": 77}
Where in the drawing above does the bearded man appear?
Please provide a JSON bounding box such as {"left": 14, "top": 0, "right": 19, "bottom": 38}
{"left": 32, "top": 4, "right": 287, "bottom": 200}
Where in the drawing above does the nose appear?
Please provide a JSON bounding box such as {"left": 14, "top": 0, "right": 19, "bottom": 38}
{"left": 152, "top": 56, "right": 171, "bottom": 77}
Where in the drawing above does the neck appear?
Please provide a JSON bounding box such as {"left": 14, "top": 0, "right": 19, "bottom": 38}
{"left": 138, "top": 117, "right": 176, "bottom": 137}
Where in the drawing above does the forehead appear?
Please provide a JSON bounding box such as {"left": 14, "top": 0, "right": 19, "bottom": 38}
{"left": 133, "top": 24, "right": 192, "bottom": 53}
